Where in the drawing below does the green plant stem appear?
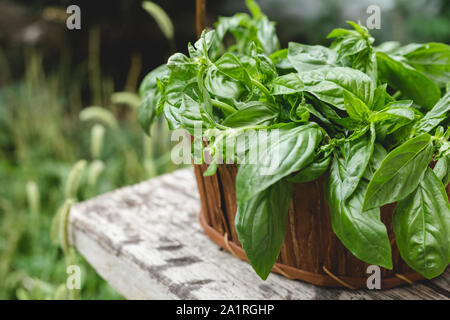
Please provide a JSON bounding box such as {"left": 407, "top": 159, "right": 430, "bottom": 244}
{"left": 211, "top": 99, "right": 237, "bottom": 114}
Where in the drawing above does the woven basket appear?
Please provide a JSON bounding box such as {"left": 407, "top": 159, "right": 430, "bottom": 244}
{"left": 194, "top": 163, "right": 450, "bottom": 289}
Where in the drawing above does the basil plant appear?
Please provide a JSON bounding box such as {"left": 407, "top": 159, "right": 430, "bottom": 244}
{"left": 139, "top": 0, "right": 450, "bottom": 280}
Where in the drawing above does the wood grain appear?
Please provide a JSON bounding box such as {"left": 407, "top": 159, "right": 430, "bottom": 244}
{"left": 69, "top": 167, "right": 449, "bottom": 299}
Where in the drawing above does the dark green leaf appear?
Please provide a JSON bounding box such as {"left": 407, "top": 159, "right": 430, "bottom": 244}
{"left": 337, "top": 125, "right": 375, "bottom": 200}
{"left": 415, "top": 91, "right": 450, "bottom": 133}
{"left": 269, "top": 73, "right": 304, "bottom": 95}
{"left": 376, "top": 52, "right": 441, "bottom": 110}
{"left": 288, "top": 155, "right": 330, "bottom": 183}
{"left": 434, "top": 155, "right": 450, "bottom": 187}
{"left": 235, "top": 179, "right": 293, "bottom": 279}
{"left": 363, "top": 143, "right": 387, "bottom": 181}
{"left": 393, "top": 168, "right": 450, "bottom": 279}
{"left": 363, "top": 133, "right": 434, "bottom": 210}
{"left": 299, "top": 67, "right": 375, "bottom": 110}
{"left": 236, "top": 124, "right": 322, "bottom": 202}
{"left": 402, "top": 43, "right": 450, "bottom": 88}
{"left": 287, "top": 42, "right": 338, "bottom": 72}
{"left": 343, "top": 91, "right": 370, "bottom": 121}
{"left": 221, "top": 101, "right": 279, "bottom": 128}
{"left": 326, "top": 158, "right": 392, "bottom": 269}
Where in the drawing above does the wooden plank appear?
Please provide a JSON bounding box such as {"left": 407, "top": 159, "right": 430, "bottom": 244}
{"left": 69, "top": 168, "right": 450, "bottom": 300}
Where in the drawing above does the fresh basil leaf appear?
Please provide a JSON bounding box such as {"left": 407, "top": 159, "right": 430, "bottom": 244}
{"left": 179, "top": 94, "right": 204, "bottom": 135}
{"left": 402, "top": 42, "right": 450, "bottom": 88}
{"left": 370, "top": 106, "right": 415, "bottom": 122}
{"left": 269, "top": 73, "right": 304, "bottom": 95}
{"left": 138, "top": 90, "right": 159, "bottom": 135}
{"left": 287, "top": 42, "right": 338, "bottom": 72}
{"left": 292, "top": 104, "right": 310, "bottom": 123}
{"left": 236, "top": 124, "right": 322, "bottom": 202}
{"left": 337, "top": 124, "right": 375, "bottom": 200}
{"left": 434, "top": 155, "right": 450, "bottom": 187}
{"left": 162, "top": 92, "right": 183, "bottom": 130}
{"left": 204, "top": 68, "right": 246, "bottom": 100}
{"left": 343, "top": 91, "right": 370, "bottom": 121}
{"left": 328, "top": 21, "right": 377, "bottom": 80}
{"left": 363, "top": 143, "right": 387, "bottom": 181}
{"left": 235, "top": 179, "right": 293, "bottom": 280}
{"left": 194, "top": 30, "right": 217, "bottom": 58}
{"left": 299, "top": 67, "right": 375, "bottom": 110}
{"left": 138, "top": 65, "right": 171, "bottom": 134}
{"left": 288, "top": 155, "right": 330, "bottom": 183}
{"left": 256, "top": 17, "right": 280, "bottom": 55}
{"left": 203, "top": 160, "right": 218, "bottom": 177}
{"left": 369, "top": 102, "right": 416, "bottom": 135}
{"left": 326, "top": 157, "right": 392, "bottom": 269}
{"left": 222, "top": 101, "right": 279, "bottom": 128}
{"left": 139, "top": 64, "right": 170, "bottom": 96}
{"left": 372, "top": 83, "right": 389, "bottom": 111}
{"left": 376, "top": 51, "right": 441, "bottom": 110}
{"left": 363, "top": 133, "right": 434, "bottom": 210}
{"left": 393, "top": 168, "right": 450, "bottom": 279}
{"left": 215, "top": 53, "right": 251, "bottom": 85}
{"left": 415, "top": 91, "right": 450, "bottom": 133}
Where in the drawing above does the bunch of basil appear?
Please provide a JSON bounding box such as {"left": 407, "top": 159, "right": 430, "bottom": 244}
{"left": 139, "top": 0, "right": 450, "bottom": 280}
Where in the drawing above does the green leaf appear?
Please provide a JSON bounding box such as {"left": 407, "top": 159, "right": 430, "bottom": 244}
{"left": 372, "top": 83, "right": 389, "bottom": 111}
{"left": 326, "top": 157, "right": 392, "bottom": 269}
{"left": 369, "top": 101, "right": 416, "bottom": 135}
{"left": 287, "top": 42, "right": 338, "bottom": 72}
{"left": 434, "top": 155, "right": 450, "bottom": 187}
{"left": 215, "top": 53, "right": 251, "bottom": 85}
{"left": 363, "top": 133, "right": 434, "bottom": 210}
{"left": 138, "top": 91, "right": 159, "bottom": 135}
{"left": 299, "top": 67, "right": 375, "bottom": 110}
{"left": 139, "top": 64, "right": 170, "bottom": 97}
{"left": 203, "top": 161, "right": 218, "bottom": 177}
{"left": 269, "top": 73, "right": 304, "bottom": 95}
{"left": 221, "top": 101, "right": 279, "bottom": 128}
{"left": 194, "top": 30, "right": 217, "bottom": 58}
{"left": 236, "top": 124, "right": 322, "bottom": 202}
{"left": 393, "top": 168, "right": 450, "bottom": 279}
{"left": 402, "top": 43, "right": 450, "bottom": 88}
{"left": 235, "top": 179, "right": 293, "bottom": 280}
{"left": 376, "top": 51, "right": 441, "bottom": 110}
{"left": 343, "top": 91, "right": 370, "bottom": 121}
{"left": 328, "top": 21, "right": 377, "bottom": 80}
{"left": 415, "top": 91, "right": 450, "bottom": 133}
{"left": 204, "top": 68, "right": 246, "bottom": 100}
{"left": 138, "top": 65, "right": 171, "bottom": 134}
{"left": 179, "top": 94, "right": 204, "bottom": 135}
{"left": 288, "top": 155, "right": 330, "bottom": 183}
{"left": 337, "top": 125, "right": 375, "bottom": 200}
{"left": 363, "top": 143, "right": 387, "bottom": 181}
{"left": 256, "top": 17, "right": 280, "bottom": 55}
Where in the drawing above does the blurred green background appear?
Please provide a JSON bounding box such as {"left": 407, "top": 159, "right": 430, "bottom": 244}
{"left": 0, "top": 0, "right": 448, "bottom": 300}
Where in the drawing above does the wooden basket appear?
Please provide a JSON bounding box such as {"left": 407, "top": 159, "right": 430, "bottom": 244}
{"left": 194, "top": 163, "right": 450, "bottom": 289}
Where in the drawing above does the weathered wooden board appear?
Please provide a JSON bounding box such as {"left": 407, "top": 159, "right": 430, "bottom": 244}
{"left": 69, "top": 168, "right": 450, "bottom": 300}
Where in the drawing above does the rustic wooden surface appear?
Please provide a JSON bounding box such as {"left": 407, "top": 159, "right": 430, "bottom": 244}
{"left": 69, "top": 167, "right": 450, "bottom": 300}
